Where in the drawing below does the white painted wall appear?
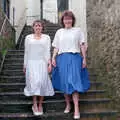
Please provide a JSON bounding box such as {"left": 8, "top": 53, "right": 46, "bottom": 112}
{"left": 69, "top": 0, "right": 87, "bottom": 42}
{"left": 26, "top": 0, "right": 41, "bottom": 25}
{"left": 10, "top": 0, "right": 27, "bottom": 43}
{"left": 43, "top": 0, "right": 58, "bottom": 23}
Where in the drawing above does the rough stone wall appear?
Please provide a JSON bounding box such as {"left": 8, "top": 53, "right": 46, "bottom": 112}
{"left": 0, "top": 8, "right": 15, "bottom": 50}
{"left": 87, "top": 0, "right": 120, "bottom": 110}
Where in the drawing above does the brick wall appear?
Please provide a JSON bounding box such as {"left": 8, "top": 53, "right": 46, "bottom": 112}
{"left": 87, "top": 0, "right": 120, "bottom": 110}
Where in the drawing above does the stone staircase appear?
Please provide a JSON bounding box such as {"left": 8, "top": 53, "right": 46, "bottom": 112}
{"left": 0, "top": 21, "right": 117, "bottom": 120}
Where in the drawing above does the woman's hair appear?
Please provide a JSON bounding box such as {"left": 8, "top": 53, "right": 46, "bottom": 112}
{"left": 32, "top": 20, "right": 45, "bottom": 31}
{"left": 60, "top": 10, "right": 76, "bottom": 27}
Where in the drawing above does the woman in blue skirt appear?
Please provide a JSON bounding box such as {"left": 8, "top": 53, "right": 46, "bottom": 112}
{"left": 52, "top": 10, "right": 90, "bottom": 119}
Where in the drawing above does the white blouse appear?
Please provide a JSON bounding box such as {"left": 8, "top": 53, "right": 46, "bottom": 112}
{"left": 52, "top": 27, "right": 85, "bottom": 54}
{"left": 24, "top": 34, "right": 51, "bottom": 67}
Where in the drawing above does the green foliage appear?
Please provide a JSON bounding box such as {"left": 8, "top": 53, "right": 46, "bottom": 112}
{"left": 0, "top": 35, "right": 15, "bottom": 58}
{"left": 0, "top": 35, "right": 15, "bottom": 50}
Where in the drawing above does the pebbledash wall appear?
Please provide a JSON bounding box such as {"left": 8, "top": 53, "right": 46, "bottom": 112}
{"left": 87, "top": 0, "right": 120, "bottom": 110}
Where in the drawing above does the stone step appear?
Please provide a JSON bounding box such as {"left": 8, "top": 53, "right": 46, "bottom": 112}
{"left": 0, "top": 90, "right": 106, "bottom": 101}
{"left": 0, "top": 110, "right": 117, "bottom": 120}
{"left": 0, "top": 99, "right": 111, "bottom": 113}
{"left": 4, "top": 63, "right": 23, "bottom": 66}
{"left": 0, "top": 75, "right": 97, "bottom": 83}
{"left": 3, "top": 64, "right": 24, "bottom": 69}
{"left": 1, "top": 69, "right": 97, "bottom": 76}
{"left": 0, "top": 82, "right": 103, "bottom": 92}
{"left": 6, "top": 54, "right": 24, "bottom": 58}
{"left": 4, "top": 58, "right": 24, "bottom": 61}
{"left": 7, "top": 50, "right": 24, "bottom": 52}
{"left": 2, "top": 67, "right": 99, "bottom": 72}
{"left": 0, "top": 76, "right": 25, "bottom": 83}
{"left": 44, "top": 29, "right": 60, "bottom": 32}
{"left": 1, "top": 70, "right": 25, "bottom": 76}
{"left": 4, "top": 58, "right": 24, "bottom": 64}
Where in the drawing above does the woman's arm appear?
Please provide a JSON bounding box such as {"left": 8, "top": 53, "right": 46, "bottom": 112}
{"left": 52, "top": 48, "right": 59, "bottom": 60}
{"left": 80, "top": 43, "right": 87, "bottom": 68}
{"left": 52, "top": 48, "right": 59, "bottom": 67}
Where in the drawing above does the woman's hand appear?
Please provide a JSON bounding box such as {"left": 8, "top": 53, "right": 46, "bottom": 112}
{"left": 52, "top": 58, "right": 56, "bottom": 67}
{"left": 23, "top": 67, "right": 26, "bottom": 74}
{"left": 82, "top": 58, "right": 87, "bottom": 68}
{"left": 48, "top": 64, "right": 52, "bottom": 73}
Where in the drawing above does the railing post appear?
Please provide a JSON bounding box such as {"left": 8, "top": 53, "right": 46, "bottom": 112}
{"left": 13, "top": 7, "right": 15, "bottom": 27}
{"left": 40, "top": 0, "right": 43, "bottom": 20}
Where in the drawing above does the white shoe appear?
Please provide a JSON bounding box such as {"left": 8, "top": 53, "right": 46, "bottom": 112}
{"left": 73, "top": 113, "right": 80, "bottom": 119}
{"left": 38, "top": 107, "right": 43, "bottom": 115}
{"left": 64, "top": 107, "right": 71, "bottom": 113}
{"left": 32, "top": 106, "right": 39, "bottom": 116}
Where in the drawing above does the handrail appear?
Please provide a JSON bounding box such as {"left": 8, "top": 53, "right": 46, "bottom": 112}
{"left": 0, "top": 18, "right": 7, "bottom": 36}
{"left": 0, "top": 50, "right": 7, "bottom": 74}
{"left": 0, "top": 7, "right": 15, "bottom": 36}
{"left": 19, "top": 34, "right": 24, "bottom": 50}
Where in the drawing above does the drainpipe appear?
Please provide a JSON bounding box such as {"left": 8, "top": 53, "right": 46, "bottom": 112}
{"left": 40, "top": 0, "right": 43, "bottom": 20}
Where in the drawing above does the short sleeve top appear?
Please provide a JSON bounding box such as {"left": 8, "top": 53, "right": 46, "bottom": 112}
{"left": 52, "top": 27, "right": 85, "bottom": 54}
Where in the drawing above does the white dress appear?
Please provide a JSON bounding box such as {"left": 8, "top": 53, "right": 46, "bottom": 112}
{"left": 24, "top": 34, "right": 54, "bottom": 96}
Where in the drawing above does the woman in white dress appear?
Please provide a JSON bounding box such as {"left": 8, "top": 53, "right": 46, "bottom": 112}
{"left": 23, "top": 20, "right": 54, "bottom": 116}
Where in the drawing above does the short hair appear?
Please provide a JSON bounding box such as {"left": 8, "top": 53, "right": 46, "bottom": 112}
{"left": 32, "top": 20, "right": 45, "bottom": 31}
{"left": 60, "top": 10, "right": 76, "bottom": 27}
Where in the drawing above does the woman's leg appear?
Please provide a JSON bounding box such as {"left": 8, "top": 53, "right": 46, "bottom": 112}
{"left": 72, "top": 92, "right": 80, "bottom": 117}
{"left": 32, "top": 96, "right": 38, "bottom": 112}
{"left": 64, "top": 94, "right": 71, "bottom": 113}
{"left": 38, "top": 96, "right": 44, "bottom": 112}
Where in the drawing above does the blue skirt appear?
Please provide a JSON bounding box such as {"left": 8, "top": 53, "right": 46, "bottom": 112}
{"left": 52, "top": 53, "right": 90, "bottom": 94}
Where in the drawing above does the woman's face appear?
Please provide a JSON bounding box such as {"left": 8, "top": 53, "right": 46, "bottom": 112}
{"left": 33, "top": 22, "right": 43, "bottom": 34}
{"left": 63, "top": 16, "right": 73, "bottom": 28}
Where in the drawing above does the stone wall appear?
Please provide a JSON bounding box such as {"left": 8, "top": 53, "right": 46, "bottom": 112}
{"left": 0, "top": 8, "right": 15, "bottom": 66}
{"left": 87, "top": 0, "right": 120, "bottom": 110}
{"left": 0, "top": 8, "right": 15, "bottom": 51}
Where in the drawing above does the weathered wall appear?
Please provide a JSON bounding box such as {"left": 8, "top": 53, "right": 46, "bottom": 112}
{"left": 87, "top": 0, "right": 120, "bottom": 110}
{"left": 10, "top": 0, "right": 26, "bottom": 42}
{"left": 0, "top": 8, "right": 15, "bottom": 51}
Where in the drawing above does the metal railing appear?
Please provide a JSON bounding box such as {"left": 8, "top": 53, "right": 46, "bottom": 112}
{"left": 0, "top": 7, "right": 14, "bottom": 36}
{"left": 0, "top": 18, "right": 7, "bottom": 36}
{"left": 0, "top": 50, "right": 7, "bottom": 74}
{"left": 18, "top": 34, "right": 24, "bottom": 50}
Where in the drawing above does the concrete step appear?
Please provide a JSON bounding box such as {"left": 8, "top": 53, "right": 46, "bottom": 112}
{"left": 6, "top": 54, "right": 24, "bottom": 58}
{"left": 7, "top": 50, "right": 24, "bottom": 52}
{"left": 0, "top": 82, "right": 103, "bottom": 92}
{"left": 0, "top": 110, "right": 117, "bottom": 120}
{"left": 0, "top": 90, "right": 106, "bottom": 101}
{"left": 0, "top": 75, "right": 97, "bottom": 83}
{"left": 1, "top": 69, "right": 97, "bottom": 75}
{"left": 1, "top": 70, "right": 25, "bottom": 76}
{"left": 4, "top": 58, "right": 24, "bottom": 64}
{"left": 0, "top": 99, "right": 111, "bottom": 113}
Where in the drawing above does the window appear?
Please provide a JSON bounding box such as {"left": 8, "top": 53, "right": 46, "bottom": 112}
{"left": 57, "top": 0, "right": 68, "bottom": 12}
{"left": 1, "top": 0, "right": 10, "bottom": 18}
{"left": 57, "top": 0, "right": 68, "bottom": 22}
